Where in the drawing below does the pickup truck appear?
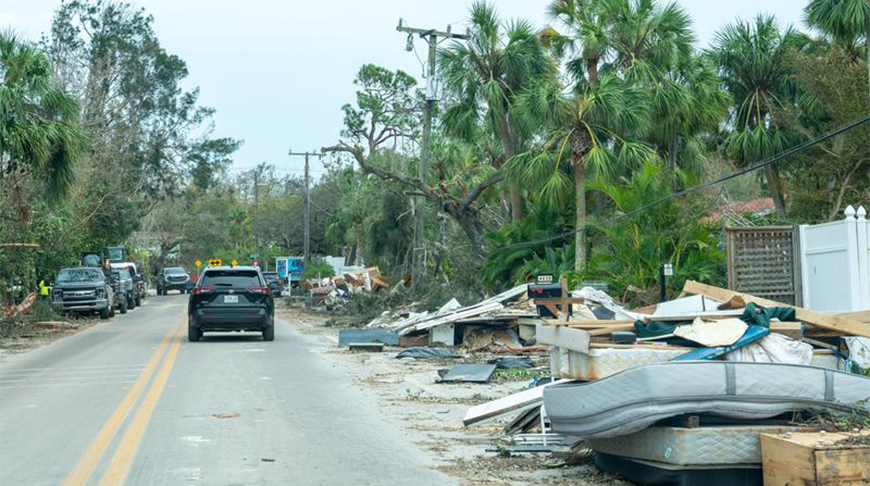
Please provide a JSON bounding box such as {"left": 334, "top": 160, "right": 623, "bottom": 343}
{"left": 51, "top": 267, "right": 116, "bottom": 319}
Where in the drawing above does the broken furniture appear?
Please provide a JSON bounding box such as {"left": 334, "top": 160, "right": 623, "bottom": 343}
{"left": 761, "top": 429, "right": 870, "bottom": 485}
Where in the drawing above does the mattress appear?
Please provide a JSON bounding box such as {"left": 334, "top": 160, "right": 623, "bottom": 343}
{"left": 586, "top": 425, "right": 812, "bottom": 466}
{"left": 593, "top": 452, "right": 763, "bottom": 486}
{"left": 550, "top": 346, "right": 847, "bottom": 381}
{"left": 544, "top": 361, "right": 870, "bottom": 439}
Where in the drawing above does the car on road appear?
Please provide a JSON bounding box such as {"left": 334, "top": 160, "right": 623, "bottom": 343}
{"left": 187, "top": 266, "right": 274, "bottom": 342}
{"left": 51, "top": 267, "right": 116, "bottom": 319}
{"left": 262, "top": 271, "right": 284, "bottom": 297}
{"left": 112, "top": 267, "right": 136, "bottom": 311}
{"left": 111, "top": 262, "right": 145, "bottom": 306}
{"left": 157, "top": 266, "right": 190, "bottom": 295}
{"left": 109, "top": 270, "right": 129, "bottom": 314}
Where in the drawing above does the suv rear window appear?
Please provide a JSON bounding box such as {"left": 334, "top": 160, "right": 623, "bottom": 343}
{"left": 200, "top": 270, "right": 261, "bottom": 287}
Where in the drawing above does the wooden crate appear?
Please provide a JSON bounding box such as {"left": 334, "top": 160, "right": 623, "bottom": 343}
{"left": 761, "top": 431, "right": 870, "bottom": 485}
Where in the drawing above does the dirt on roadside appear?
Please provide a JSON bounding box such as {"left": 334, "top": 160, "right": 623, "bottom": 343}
{"left": 277, "top": 306, "right": 630, "bottom": 486}
{"left": 0, "top": 316, "right": 99, "bottom": 359}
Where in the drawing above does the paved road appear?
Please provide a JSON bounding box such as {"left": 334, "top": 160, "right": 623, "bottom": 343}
{"left": 0, "top": 294, "right": 452, "bottom": 485}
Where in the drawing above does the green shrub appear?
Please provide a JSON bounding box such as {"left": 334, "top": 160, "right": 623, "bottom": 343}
{"left": 301, "top": 259, "right": 335, "bottom": 280}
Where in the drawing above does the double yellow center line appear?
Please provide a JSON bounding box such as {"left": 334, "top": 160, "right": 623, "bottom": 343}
{"left": 63, "top": 319, "right": 185, "bottom": 486}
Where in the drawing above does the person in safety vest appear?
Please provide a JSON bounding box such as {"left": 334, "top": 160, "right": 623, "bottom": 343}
{"left": 38, "top": 276, "right": 51, "bottom": 301}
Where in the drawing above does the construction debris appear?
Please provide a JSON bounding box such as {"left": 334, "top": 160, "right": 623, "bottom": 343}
{"left": 455, "top": 279, "right": 870, "bottom": 485}
{"left": 437, "top": 364, "right": 497, "bottom": 383}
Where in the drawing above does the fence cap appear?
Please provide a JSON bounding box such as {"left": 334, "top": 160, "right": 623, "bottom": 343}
{"left": 845, "top": 205, "right": 856, "bottom": 219}
{"left": 857, "top": 206, "right": 866, "bottom": 220}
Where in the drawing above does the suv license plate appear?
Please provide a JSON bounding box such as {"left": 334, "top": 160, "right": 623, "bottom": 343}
{"left": 224, "top": 295, "right": 239, "bottom": 304}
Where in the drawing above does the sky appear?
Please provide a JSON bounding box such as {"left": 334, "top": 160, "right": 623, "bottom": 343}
{"left": 2, "top": 0, "right": 807, "bottom": 178}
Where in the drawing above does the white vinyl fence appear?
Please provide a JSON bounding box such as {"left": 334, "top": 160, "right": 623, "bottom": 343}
{"left": 799, "top": 205, "right": 870, "bottom": 312}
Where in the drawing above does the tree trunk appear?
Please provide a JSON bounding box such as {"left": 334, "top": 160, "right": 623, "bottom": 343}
{"left": 586, "top": 58, "right": 599, "bottom": 85}
{"left": 574, "top": 160, "right": 587, "bottom": 271}
{"left": 764, "top": 164, "right": 786, "bottom": 216}
{"left": 496, "top": 113, "right": 523, "bottom": 222}
{"left": 510, "top": 186, "right": 523, "bottom": 222}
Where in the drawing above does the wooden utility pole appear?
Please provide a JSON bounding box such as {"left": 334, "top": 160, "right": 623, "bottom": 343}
{"left": 288, "top": 150, "right": 324, "bottom": 265}
{"left": 396, "top": 19, "right": 469, "bottom": 290}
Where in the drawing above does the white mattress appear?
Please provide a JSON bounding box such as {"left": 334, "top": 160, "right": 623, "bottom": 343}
{"left": 587, "top": 425, "right": 812, "bottom": 466}
{"left": 544, "top": 361, "right": 870, "bottom": 438}
{"left": 550, "top": 347, "right": 846, "bottom": 381}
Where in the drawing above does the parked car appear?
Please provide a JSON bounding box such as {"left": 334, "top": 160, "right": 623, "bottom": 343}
{"left": 51, "top": 267, "right": 116, "bottom": 319}
{"left": 157, "top": 267, "right": 190, "bottom": 295}
{"left": 112, "top": 268, "right": 136, "bottom": 311}
{"left": 111, "top": 262, "right": 144, "bottom": 306}
{"left": 108, "top": 270, "right": 128, "bottom": 314}
{"left": 262, "top": 271, "right": 284, "bottom": 297}
{"left": 187, "top": 266, "right": 274, "bottom": 342}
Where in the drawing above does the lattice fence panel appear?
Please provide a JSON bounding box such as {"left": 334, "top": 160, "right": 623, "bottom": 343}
{"left": 726, "top": 226, "right": 801, "bottom": 306}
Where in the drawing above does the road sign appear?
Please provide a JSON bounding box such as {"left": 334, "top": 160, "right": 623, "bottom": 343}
{"left": 231, "top": 259, "right": 238, "bottom": 267}
{"left": 195, "top": 259, "right": 202, "bottom": 268}
{"left": 208, "top": 259, "right": 222, "bottom": 267}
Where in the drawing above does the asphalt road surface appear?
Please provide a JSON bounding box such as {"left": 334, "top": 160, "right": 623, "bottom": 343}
{"left": 0, "top": 294, "right": 453, "bottom": 485}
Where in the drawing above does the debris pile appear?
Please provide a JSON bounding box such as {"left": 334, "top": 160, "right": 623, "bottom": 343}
{"left": 303, "top": 267, "right": 389, "bottom": 310}
{"left": 460, "top": 280, "right": 870, "bottom": 485}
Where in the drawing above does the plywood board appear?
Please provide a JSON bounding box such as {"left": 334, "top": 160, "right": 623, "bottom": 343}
{"left": 682, "top": 280, "right": 870, "bottom": 338}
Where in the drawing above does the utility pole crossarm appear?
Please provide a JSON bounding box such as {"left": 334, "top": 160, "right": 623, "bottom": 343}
{"left": 396, "top": 20, "right": 470, "bottom": 40}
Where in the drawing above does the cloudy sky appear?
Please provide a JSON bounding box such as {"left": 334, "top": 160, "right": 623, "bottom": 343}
{"left": 3, "top": 0, "right": 807, "bottom": 177}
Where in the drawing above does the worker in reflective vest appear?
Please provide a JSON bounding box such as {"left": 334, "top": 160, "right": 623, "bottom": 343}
{"left": 38, "top": 276, "right": 50, "bottom": 301}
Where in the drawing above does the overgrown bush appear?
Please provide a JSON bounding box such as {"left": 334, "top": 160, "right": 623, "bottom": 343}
{"left": 570, "top": 162, "right": 725, "bottom": 305}
{"left": 301, "top": 258, "right": 335, "bottom": 280}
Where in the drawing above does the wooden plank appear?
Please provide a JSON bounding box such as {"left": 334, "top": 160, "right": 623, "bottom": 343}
{"left": 542, "top": 319, "right": 635, "bottom": 327}
{"left": 761, "top": 433, "right": 816, "bottom": 486}
{"left": 536, "top": 323, "right": 590, "bottom": 354}
{"left": 815, "top": 447, "right": 870, "bottom": 485}
{"left": 588, "top": 342, "right": 690, "bottom": 351}
{"left": 837, "top": 310, "right": 870, "bottom": 323}
{"left": 588, "top": 324, "right": 635, "bottom": 336}
{"left": 770, "top": 321, "right": 802, "bottom": 339}
{"left": 761, "top": 431, "right": 870, "bottom": 486}
{"left": 462, "top": 379, "right": 573, "bottom": 426}
{"left": 682, "top": 280, "right": 870, "bottom": 338}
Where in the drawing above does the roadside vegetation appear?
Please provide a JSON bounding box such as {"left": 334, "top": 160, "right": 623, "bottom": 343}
{"left": 2, "top": 0, "right": 868, "bottom": 315}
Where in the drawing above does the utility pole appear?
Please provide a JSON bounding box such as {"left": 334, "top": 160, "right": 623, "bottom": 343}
{"left": 397, "top": 19, "right": 469, "bottom": 290}
{"left": 288, "top": 150, "right": 324, "bottom": 266}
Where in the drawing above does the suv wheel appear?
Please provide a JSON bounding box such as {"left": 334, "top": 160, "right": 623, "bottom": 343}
{"left": 262, "top": 324, "right": 275, "bottom": 342}
{"left": 128, "top": 295, "right": 136, "bottom": 309}
{"left": 99, "top": 306, "right": 111, "bottom": 319}
{"left": 188, "top": 322, "right": 202, "bottom": 342}
{"left": 119, "top": 299, "right": 128, "bottom": 314}
{"left": 135, "top": 295, "right": 142, "bottom": 306}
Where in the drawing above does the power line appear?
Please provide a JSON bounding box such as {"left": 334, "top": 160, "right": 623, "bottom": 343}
{"left": 497, "top": 114, "right": 870, "bottom": 251}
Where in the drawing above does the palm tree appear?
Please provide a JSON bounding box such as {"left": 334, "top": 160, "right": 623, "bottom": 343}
{"left": 510, "top": 75, "right": 654, "bottom": 270}
{"left": 440, "top": 1, "right": 555, "bottom": 222}
{"left": 602, "top": 0, "right": 729, "bottom": 178}
{"left": 0, "top": 31, "right": 85, "bottom": 219}
{"left": 804, "top": 0, "right": 869, "bottom": 97}
{"left": 540, "top": 0, "right": 610, "bottom": 85}
{"left": 711, "top": 15, "right": 800, "bottom": 216}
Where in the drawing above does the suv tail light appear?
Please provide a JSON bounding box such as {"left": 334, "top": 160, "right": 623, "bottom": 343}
{"left": 247, "top": 286, "right": 271, "bottom": 295}
{"left": 191, "top": 286, "right": 215, "bottom": 295}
